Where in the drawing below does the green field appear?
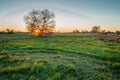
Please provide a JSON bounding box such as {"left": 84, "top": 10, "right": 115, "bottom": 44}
{"left": 0, "top": 33, "right": 120, "bottom": 80}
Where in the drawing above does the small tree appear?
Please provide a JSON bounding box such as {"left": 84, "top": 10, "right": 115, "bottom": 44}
{"left": 101, "top": 30, "right": 106, "bottom": 34}
{"left": 116, "top": 30, "right": 120, "bottom": 35}
{"left": 24, "top": 9, "right": 55, "bottom": 36}
{"left": 91, "top": 26, "right": 101, "bottom": 33}
{"left": 73, "top": 29, "right": 80, "bottom": 33}
{"left": 6, "top": 29, "right": 10, "bottom": 33}
{"left": 6, "top": 29, "right": 14, "bottom": 34}
{"left": 81, "top": 30, "right": 89, "bottom": 33}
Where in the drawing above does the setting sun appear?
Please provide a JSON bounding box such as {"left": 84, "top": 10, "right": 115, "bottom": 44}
{"left": 33, "top": 29, "right": 40, "bottom": 36}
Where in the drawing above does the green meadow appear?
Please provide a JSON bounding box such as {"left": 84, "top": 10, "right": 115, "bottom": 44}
{"left": 0, "top": 33, "right": 120, "bottom": 80}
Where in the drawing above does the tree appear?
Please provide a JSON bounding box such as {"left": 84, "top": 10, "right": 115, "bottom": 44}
{"left": 81, "top": 30, "right": 89, "bottom": 33}
{"left": 101, "top": 30, "right": 106, "bottom": 34}
{"left": 73, "top": 29, "right": 80, "bottom": 33}
{"left": 6, "top": 29, "right": 10, "bottom": 33}
{"left": 6, "top": 29, "right": 14, "bottom": 34}
{"left": 24, "top": 9, "right": 55, "bottom": 36}
{"left": 91, "top": 26, "right": 101, "bottom": 33}
{"left": 116, "top": 30, "right": 120, "bottom": 35}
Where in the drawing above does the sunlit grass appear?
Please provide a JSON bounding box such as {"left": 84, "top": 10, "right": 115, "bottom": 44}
{"left": 0, "top": 33, "right": 120, "bottom": 80}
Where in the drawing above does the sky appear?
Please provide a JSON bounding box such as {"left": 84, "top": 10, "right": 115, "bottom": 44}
{"left": 0, "top": 0, "right": 120, "bottom": 32}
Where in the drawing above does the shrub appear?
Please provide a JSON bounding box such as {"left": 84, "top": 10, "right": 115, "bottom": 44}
{"left": 94, "top": 34, "right": 120, "bottom": 43}
{"left": 6, "top": 29, "right": 14, "bottom": 34}
{"left": 116, "top": 30, "right": 120, "bottom": 35}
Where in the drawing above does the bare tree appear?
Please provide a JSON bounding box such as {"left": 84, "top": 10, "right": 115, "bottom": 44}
{"left": 24, "top": 9, "right": 55, "bottom": 36}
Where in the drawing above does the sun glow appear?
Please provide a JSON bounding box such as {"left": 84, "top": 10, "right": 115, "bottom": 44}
{"left": 33, "top": 29, "right": 40, "bottom": 36}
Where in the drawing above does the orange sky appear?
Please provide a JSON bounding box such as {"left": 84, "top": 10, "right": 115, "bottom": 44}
{"left": 0, "top": 25, "right": 119, "bottom": 32}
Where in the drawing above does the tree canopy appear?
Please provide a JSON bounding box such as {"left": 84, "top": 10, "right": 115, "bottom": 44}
{"left": 24, "top": 9, "right": 55, "bottom": 36}
{"left": 91, "top": 26, "right": 101, "bottom": 33}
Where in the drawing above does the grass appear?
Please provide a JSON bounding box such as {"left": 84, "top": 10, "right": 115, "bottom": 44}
{"left": 0, "top": 33, "right": 120, "bottom": 80}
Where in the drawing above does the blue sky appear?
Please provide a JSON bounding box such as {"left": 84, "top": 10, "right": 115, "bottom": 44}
{"left": 0, "top": 0, "right": 120, "bottom": 32}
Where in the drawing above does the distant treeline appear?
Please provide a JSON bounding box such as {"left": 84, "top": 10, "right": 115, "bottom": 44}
{"left": 0, "top": 29, "right": 15, "bottom": 34}
{"left": 0, "top": 26, "right": 120, "bottom": 35}
{"left": 72, "top": 26, "right": 120, "bottom": 35}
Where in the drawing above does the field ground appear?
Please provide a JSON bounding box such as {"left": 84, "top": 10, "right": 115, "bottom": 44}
{"left": 0, "top": 33, "right": 120, "bottom": 80}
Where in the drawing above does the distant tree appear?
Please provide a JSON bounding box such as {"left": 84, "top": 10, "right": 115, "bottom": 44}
{"left": 91, "top": 26, "right": 101, "bottom": 33}
{"left": 24, "top": 9, "right": 55, "bottom": 36}
{"left": 101, "top": 30, "right": 106, "bottom": 34}
{"left": 81, "top": 30, "right": 89, "bottom": 33}
{"left": 73, "top": 29, "right": 80, "bottom": 33}
{"left": 106, "top": 31, "right": 114, "bottom": 34}
{"left": 0, "top": 31, "right": 4, "bottom": 34}
{"left": 116, "top": 30, "right": 120, "bottom": 35}
{"left": 6, "top": 29, "right": 14, "bottom": 34}
{"left": 6, "top": 29, "right": 10, "bottom": 33}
